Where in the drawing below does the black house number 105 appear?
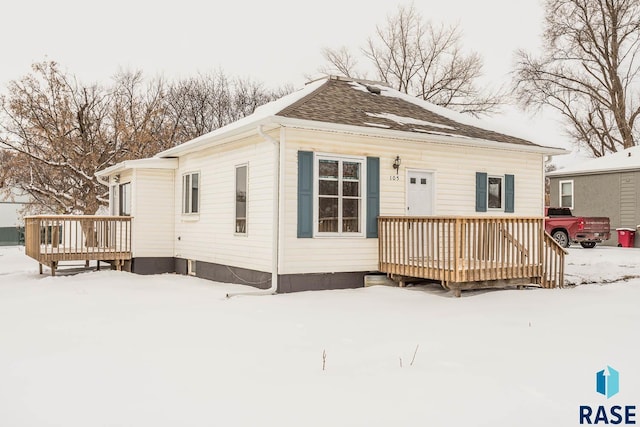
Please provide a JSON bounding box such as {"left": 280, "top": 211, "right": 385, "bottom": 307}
{"left": 389, "top": 175, "right": 400, "bottom": 181}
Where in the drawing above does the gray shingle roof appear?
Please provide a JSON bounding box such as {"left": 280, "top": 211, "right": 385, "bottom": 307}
{"left": 276, "top": 76, "right": 539, "bottom": 147}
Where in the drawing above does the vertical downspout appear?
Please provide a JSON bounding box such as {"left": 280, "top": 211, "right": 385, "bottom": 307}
{"left": 227, "top": 124, "right": 280, "bottom": 297}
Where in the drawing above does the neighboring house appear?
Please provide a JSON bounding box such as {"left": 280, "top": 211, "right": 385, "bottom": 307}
{"left": 90, "top": 75, "right": 565, "bottom": 292}
{"left": 0, "top": 187, "right": 30, "bottom": 246}
{"left": 547, "top": 146, "right": 640, "bottom": 247}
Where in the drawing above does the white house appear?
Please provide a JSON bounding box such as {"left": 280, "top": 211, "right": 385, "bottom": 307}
{"left": 96, "top": 76, "right": 566, "bottom": 292}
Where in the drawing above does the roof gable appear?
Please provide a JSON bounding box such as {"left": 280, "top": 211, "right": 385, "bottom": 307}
{"left": 277, "top": 77, "right": 539, "bottom": 147}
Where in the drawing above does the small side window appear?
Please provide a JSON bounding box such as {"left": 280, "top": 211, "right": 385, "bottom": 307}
{"left": 182, "top": 172, "right": 200, "bottom": 214}
{"left": 560, "top": 180, "right": 573, "bottom": 209}
{"left": 235, "top": 165, "right": 247, "bottom": 234}
{"left": 119, "top": 183, "right": 131, "bottom": 216}
{"left": 488, "top": 176, "right": 503, "bottom": 210}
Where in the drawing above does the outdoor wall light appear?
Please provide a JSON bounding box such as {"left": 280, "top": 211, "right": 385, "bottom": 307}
{"left": 393, "top": 156, "right": 401, "bottom": 174}
{"left": 113, "top": 174, "right": 120, "bottom": 183}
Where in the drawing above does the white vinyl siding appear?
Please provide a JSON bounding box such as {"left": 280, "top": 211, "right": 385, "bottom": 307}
{"left": 174, "top": 134, "right": 275, "bottom": 273}
{"left": 131, "top": 169, "right": 176, "bottom": 258}
{"left": 281, "top": 127, "right": 545, "bottom": 275}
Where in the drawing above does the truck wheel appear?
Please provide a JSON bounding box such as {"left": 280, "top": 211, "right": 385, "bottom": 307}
{"left": 552, "top": 230, "right": 570, "bottom": 248}
{"left": 580, "top": 242, "right": 596, "bottom": 249}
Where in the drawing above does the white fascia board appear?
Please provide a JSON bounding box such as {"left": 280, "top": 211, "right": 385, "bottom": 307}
{"left": 95, "top": 158, "right": 179, "bottom": 178}
{"left": 155, "top": 114, "right": 568, "bottom": 159}
{"left": 547, "top": 166, "right": 640, "bottom": 177}
{"left": 274, "top": 117, "right": 569, "bottom": 156}
{"left": 156, "top": 117, "right": 278, "bottom": 158}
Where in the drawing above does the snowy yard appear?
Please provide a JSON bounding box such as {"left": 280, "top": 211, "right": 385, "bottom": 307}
{"left": 1, "top": 245, "right": 639, "bottom": 426}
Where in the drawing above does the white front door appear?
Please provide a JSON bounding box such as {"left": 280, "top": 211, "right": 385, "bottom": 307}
{"left": 407, "top": 170, "right": 434, "bottom": 216}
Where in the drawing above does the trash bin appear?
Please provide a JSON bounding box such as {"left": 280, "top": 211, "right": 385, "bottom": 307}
{"left": 616, "top": 228, "right": 636, "bottom": 247}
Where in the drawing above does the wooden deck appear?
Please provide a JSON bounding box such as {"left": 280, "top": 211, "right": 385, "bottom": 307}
{"left": 25, "top": 216, "right": 132, "bottom": 276}
{"left": 378, "top": 216, "right": 566, "bottom": 296}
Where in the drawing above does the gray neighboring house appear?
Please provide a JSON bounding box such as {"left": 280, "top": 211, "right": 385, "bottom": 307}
{"left": 0, "top": 187, "right": 30, "bottom": 246}
{"left": 547, "top": 146, "right": 640, "bottom": 247}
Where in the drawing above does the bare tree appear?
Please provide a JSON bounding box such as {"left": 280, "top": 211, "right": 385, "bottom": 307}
{"left": 320, "top": 4, "right": 504, "bottom": 116}
{"left": 318, "top": 46, "right": 363, "bottom": 78}
{"left": 0, "top": 62, "right": 114, "bottom": 214}
{"left": 0, "top": 62, "right": 291, "bottom": 214}
{"left": 513, "top": 0, "right": 640, "bottom": 156}
{"left": 165, "top": 71, "right": 291, "bottom": 142}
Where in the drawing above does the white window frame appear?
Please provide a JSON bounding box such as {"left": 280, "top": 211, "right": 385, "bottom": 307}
{"left": 235, "top": 164, "right": 248, "bottom": 235}
{"left": 559, "top": 179, "right": 574, "bottom": 209}
{"left": 118, "top": 182, "right": 131, "bottom": 216}
{"left": 182, "top": 171, "right": 200, "bottom": 215}
{"left": 487, "top": 175, "right": 504, "bottom": 211}
{"left": 313, "top": 153, "right": 366, "bottom": 237}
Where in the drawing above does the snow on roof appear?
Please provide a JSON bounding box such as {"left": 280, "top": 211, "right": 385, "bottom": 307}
{"left": 547, "top": 146, "right": 640, "bottom": 176}
{"left": 371, "top": 83, "right": 561, "bottom": 148}
{"left": 365, "top": 112, "right": 456, "bottom": 130}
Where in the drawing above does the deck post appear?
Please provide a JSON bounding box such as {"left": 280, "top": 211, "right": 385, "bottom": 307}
{"left": 50, "top": 261, "right": 57, "bottom": 277}
{"left": 39, "top": 263, "right": 43, "bottom": 275}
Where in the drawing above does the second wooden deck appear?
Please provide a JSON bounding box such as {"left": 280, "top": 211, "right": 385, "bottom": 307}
{"left": 25, "top": 216, "right": 132, "bottom": 276}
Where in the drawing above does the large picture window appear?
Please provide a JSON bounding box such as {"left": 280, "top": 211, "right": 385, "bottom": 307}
{"left": 560, "top": 180, "right": 573, "bottom": 209}
{"left": 316, "top": 156, "right": 363, "bottom": 235}
{"left": 119, "top": 183, "right": 131, "bottom": 216}
{"left": 235, "top": 165, "right": 247, "bottom": 234}
{"left": 182, "top": 172, "right": 200, "bottom": 214}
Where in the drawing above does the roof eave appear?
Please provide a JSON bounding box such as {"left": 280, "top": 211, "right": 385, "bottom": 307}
{"left": 547, "top": 166, "right": 640, "bottom": 177}
{"left": 95, "top": 158, "right": 179, "bottom": 178}
{"left": 275, "top": 116, "right": 569, "bottom": 155}
{"left": 155, "top": 117, "right": 279, "bottom": 158}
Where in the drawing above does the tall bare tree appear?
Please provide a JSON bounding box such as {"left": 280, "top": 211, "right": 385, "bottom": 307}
{"left": 0, "top": 62, "right": 291, "bottom": 214}
{"left": 165, "top": 71, "right": 291, "bottom": 142}
{"left": 320, "top": 4, "right": 504, "bottom": 116}
{"left": 513, "top": 0, "right": 640, "bottom": 156}
{"left": 0, "top": 62, "right": 114, "bottom": 214}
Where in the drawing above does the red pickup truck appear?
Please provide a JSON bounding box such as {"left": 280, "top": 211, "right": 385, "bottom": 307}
{"left": 545, "top": 207, "right": 611, "bottom": 248}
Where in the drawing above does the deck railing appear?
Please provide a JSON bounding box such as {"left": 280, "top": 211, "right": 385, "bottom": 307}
{"left": 540, "top": 231, "right": 567, "bottom": 288}
{"left": 378, "top": 216, "right": 566, "bottom": 289}
{"left": 25, "top": 216, "right": 132, "bottom": 272}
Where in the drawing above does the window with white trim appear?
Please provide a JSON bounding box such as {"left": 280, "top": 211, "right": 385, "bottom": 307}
{"left": 235, "top": 165, "right": 247, "bottom": 234}
{"left": 560, "top": 180, "right": 574, "bottom": 209}
{"left": 316, "top": 155, "right": 364, "bottom": 235}
{"left": 182, "top": 172, "right": 200, "bottom": 214}
{"left": 488, "top": 176, "right": 503, "bottom": 209}
{"left": 119, "top": 183, "right": 131, "bottom": 216}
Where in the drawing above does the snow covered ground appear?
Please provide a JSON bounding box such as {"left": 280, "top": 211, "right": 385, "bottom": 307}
{"left": 1, "top": 245, "right": 639, "bottom": 426}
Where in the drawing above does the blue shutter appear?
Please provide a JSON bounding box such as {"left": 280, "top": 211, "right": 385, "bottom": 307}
{"left": 366, "top": 157, "right": 380, "bottom": 238}
{"left": 476, "top": 172, "right": 487, "bottom": 212}
{"left": 505, "top": 174, "right": 515, "bottom": 213}
{"left": 297, "top": 151, "right": 314, "bottom": 238}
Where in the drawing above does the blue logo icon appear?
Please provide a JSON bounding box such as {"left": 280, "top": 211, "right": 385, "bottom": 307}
{"left": 596, "top": 366, "right": 620, "bottom": 399}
